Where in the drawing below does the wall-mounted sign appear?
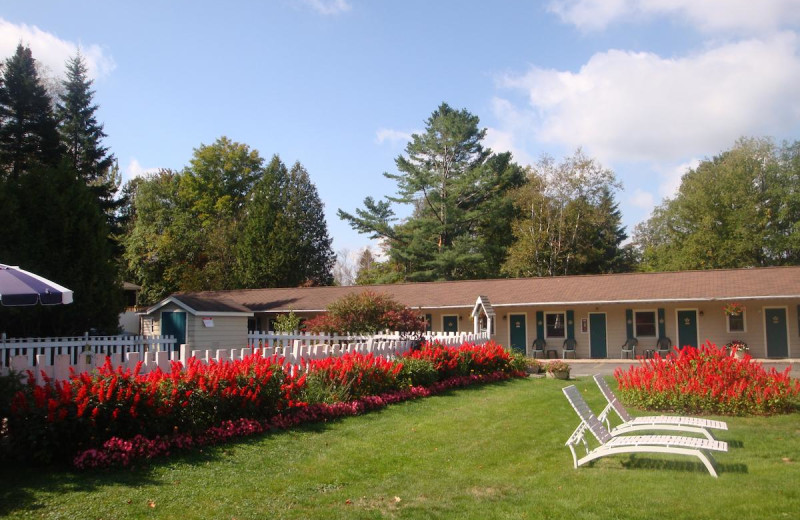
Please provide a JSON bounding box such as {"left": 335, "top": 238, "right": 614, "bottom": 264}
{"left": 202, "top": 317, "right": 215, "bottom": 328}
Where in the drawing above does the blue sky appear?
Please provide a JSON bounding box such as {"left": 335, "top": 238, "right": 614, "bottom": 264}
{"left": 3, "top": 1, "right": 800, "bottom": 260}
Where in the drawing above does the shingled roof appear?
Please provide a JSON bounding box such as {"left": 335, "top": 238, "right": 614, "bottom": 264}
{"left": 155, "top": 266, "right": 800, "bottom": 314}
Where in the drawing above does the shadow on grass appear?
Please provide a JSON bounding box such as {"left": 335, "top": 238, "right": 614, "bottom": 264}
{"left": 0, "top": 377, "right": 524, "bottom": 517}
{"left": 621, "top": 455, "right": 749, "bottom": 475}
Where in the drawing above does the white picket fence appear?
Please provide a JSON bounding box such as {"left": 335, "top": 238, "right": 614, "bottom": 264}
{"left": 0, "top": 330, "right": 490, "bottom": 383}
{"left": 0, "top": 332, "right": 177, "bottom": 383}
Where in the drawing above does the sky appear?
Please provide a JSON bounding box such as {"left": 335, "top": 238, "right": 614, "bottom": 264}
{"left": 3, "top": 0, "right": 800, "bottom": 260}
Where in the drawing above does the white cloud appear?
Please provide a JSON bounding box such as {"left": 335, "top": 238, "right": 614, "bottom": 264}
{"left": 0, "top": 18, "right": 115, "bottom": 79}
{"left": 630, "top": 188, "right": 655, "bottom": 209}
{"left": 657, "top": 158, "right": 699, "bottom": 198}
{"left": 300, "top": 0, "right": 352, "bottom": 15}
{"left": 124, "top": 158, "right": 160, "bottom": 184}
{"left": 548, "top": 0, "right": 800, "bottom": 34}
{"left": 499, "top": 33, "right": 800, "bottom": 164}
{"left": 375, "top": 128, "right": 414, "bottom": 146}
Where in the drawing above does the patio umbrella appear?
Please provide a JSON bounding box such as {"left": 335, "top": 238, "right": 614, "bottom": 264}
{"left": 0, "top": 263, "right": 74, "bottom": 306}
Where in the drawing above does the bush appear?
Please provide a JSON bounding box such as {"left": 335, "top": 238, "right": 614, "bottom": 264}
{"left": 300, "top": 352, "right": 402, "bottom": 403}
{"left": 396, "top": 358, "right": 438, "bottom": 388}
{"left": 304, "top": 290, "right": 425, "bottom": 334}
{"left": 4, "top": 353, "right": 294, "bottom": 463}
{"left": 404, "top": 341, "right": 522, "bottom": 379}
{"left": 0, "top": 370, "right": 24, "bottom": 419}
{"left": 615, "top": 342, "right": 800, "bottom": 416}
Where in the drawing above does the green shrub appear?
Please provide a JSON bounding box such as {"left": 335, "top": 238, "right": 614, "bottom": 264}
{"left": 396, "top": 358, "right": 438, "bottom": 388}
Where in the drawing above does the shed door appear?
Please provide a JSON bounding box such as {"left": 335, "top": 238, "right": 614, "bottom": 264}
{"left": 677, "top": 310, "right": 698, "bottom": 348}
{"left": 509, "top": 314, "right": 527, "bottom": 354}
{"left": 589, "top": 313, "right": 607, "bottom": 358}
{"left": 161, "top": 311, "right": 186, "bottom": 349}
{"left": 765, "top": 308, "right": 789, "bottom": 358}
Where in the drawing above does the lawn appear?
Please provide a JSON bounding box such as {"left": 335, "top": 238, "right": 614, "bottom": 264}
{"left": 1, "top": 376, "right": 798, "bottom": 519}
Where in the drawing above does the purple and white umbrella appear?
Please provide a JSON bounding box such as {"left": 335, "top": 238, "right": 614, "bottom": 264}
{"left": 0, "top": 263, "right": 73, "bottom": 306}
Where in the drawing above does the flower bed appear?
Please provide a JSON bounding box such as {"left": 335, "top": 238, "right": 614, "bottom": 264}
{"left": 614, "top": 342, "right": 800, "bottom": 416}
{"left": 1, "top": 341, "right": 525, "bottom": 466}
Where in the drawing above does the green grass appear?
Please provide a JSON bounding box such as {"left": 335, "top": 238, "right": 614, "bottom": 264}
{"left": 1, "top": 376, "right": 799, "bottom": 519}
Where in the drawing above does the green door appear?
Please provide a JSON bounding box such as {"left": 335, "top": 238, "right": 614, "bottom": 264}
{"left": 589, "top": 313, "right": 607, "bottom": 358}
{"left": 677, "top": 310, "right": 698, "bottom": 348}
{"left": 161, "top": 311, "right": 186, "bottom": 349}
{"left": 765, "top": 308, "right": 789, "bottom": 358}
{"left": 443, "top": 315, "right": 458, "bottom": 334}
{"left": 509, "top": 314, "right": 526, "bottom": 353}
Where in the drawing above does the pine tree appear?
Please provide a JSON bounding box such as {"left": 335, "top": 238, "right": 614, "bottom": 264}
{"left": 339, "top": 103, "right": 524, "bottom": 281}
{"left": 0, "top": 44, "right": 61, "bottom": 179}
{"left": 56, "top": 53, "right": 121, "bottom": 233}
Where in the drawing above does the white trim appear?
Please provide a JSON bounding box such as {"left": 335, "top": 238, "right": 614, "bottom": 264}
{"left": 507, "top": 313, "right": 528, "bottom": 352}
{"left": 763, "top": 306, "right": 791, "bottom": 358}
{"left": 725, "top": 309, "right": 747, "bottom": 334}
{"left": 634, "top": 309, "right": 658, "bottom": 339}
{"left": 674, "top": 308, "right": 700, "bottom": 348}
{"left": 442, "top": 314, "right": 459, "bottom": 334}
{"left": 588, "top": 312, "right": 608, "bottom": 359}
{"left": 487, "top": 295, "right": 800, "bottom": 307}
{"left": 544, "top": 311, "right": 567, "bottom": 340}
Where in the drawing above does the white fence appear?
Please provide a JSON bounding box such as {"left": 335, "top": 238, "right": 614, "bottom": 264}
{"left": 0, "top": 332, "right": 177, "bottom": 382}
{"left": 0, "top": 330, "right": 490, "bottom": 383}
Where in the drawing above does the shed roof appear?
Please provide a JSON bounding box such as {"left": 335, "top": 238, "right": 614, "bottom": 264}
{"left": 147, "top": 266, "right": 800, "bottom": 314}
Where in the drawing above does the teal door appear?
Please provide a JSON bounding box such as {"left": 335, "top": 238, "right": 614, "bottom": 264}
{"left": 677, "top": 310, "right": 698, "bottom": 348}
{"left": 161, "top": 311, "right": 186, "bottom": 349}
{"left": 443, "top": 315, "right": 458, "bottom": 334}
{"left": 589, "top": 313, "right": 607, "bottom": 358}
{"left": 765, "top": 308, "right": 789, "bottom": 358}
{"left": 509, "top": 314, "right": 526, "bottom": 353}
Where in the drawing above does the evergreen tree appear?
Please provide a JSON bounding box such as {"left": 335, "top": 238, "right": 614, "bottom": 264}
{"left": 236, "top": 157, "right": 334, "bottom": 287}
{"left": 0, "top": 162, "right": 123, "bottom": 336}
{"left": 56, "top": 53, "right": 121, "bottom": 235}
{"left": 339, "top": 102, "right": 524, "bottom": 281}
{"left": 0, "top": 44, "right": 61, "bottom": 179}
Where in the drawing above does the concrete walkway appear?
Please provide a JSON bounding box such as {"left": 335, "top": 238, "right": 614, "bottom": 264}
{"left": 562, "top": 358, "right": 799, "bottom": 377}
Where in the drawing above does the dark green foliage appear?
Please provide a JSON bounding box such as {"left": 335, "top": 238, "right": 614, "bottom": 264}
{"left": 123, "top": 144, "right": 334, "bottom": 303}
{"left": 56, "top": 53, "right": 122, "bottom": 240}
{"left": 0, "top": 45, "right": 61, "bottom": 179}
{"left": 339, "top": 102, "right": 525, "bottom": 281}
{"left": 0, "top": 162, "right": 123, "bottom": 335}
{"left": 0, "top": 371, "right": 24, "bottom": 419}
{"left": 236, "top": 157, "right": 334, "bottom": 288}
{"left": 634, "top": 137, "right": 800, "bottom": 270}
{"left": 0, "top": 45, "right": 122, "bottom": 336}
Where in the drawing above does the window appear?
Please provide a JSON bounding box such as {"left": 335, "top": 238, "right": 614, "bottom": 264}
{"left": 634, "top": 311, "right": 657, "bottom": 337}
{"left": 727, "top": 311, "right": 745, "bottom": 333}
{"left": 545, "top": 312, "right": 565, "bottom": 338}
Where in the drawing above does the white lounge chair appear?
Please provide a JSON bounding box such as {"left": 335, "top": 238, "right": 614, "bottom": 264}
{"left": 562, "top": 385, "right": 728, "bottom": 477}
{"left": 593, "top": 375, "right": 728, "bottom": 441}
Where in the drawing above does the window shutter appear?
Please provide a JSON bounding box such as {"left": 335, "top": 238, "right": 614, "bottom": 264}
{"left": 536, "top": 311, "right": 544, "bottom": 340}
{"left": 566, "top": 310, "right": 575, "bottom": 340}
{"left": 657, "top": 308, "right": 666, "bottom": 338}
{"left": 625, "top": 309, "right": 634, "bottom": 339}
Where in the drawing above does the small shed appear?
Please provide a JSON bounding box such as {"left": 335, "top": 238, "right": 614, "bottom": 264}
{"left": 142, "top": 294, "right": 253, "bottom": 354}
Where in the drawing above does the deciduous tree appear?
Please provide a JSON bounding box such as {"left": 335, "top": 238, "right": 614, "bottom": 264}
{"left": 633, "top": 137, "right": 800, "bottom": 270}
